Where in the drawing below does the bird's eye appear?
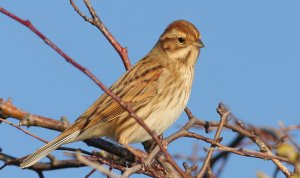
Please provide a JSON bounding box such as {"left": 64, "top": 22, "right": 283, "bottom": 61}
{"left": 177, "top": 37, "right": 185, "bottom": 44}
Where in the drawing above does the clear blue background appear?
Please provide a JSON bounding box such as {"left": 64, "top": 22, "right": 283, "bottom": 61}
{"left": 1, "top": 1, "right": 299, "bottom": 178}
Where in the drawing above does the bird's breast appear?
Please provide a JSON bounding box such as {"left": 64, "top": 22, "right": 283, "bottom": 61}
{"left": 130, "top": 66, "right": 194, "bottom": 143}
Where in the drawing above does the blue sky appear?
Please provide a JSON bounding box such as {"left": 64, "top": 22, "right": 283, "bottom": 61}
{"left": 1, "top": 1, "right": 300, "bottom": 178}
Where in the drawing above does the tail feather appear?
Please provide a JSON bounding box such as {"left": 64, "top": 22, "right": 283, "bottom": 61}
{"left": 20, "top": 130, "right": 80, "bottom": 168}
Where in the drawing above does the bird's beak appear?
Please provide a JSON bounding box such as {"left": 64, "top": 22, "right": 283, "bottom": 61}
{"left": 193, "top": 39, "right": 204, "bottom": 48}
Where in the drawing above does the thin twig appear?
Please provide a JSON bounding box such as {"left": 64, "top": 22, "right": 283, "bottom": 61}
{"left": 0, "top": 117, "right": 93, "bottom": 157}
{"left": 0, "top": 117, "right": 48, "bottom": 143}
{"left": 196, "top": 103, "right": 229, "bottom": 178}
{"left": 0, "top": 152, "right": 85, "bottom": 171}
{"left": 85, "top": 169, "right": 96, "bottom": 178}
{"left": 213, "top": 147, "right": 291, "bottom": 163}
{"left": 194, "top": 115, "right": 292, "bottom": 177}
{"left": 69, "top": 0, "right": 131, "bottom": 70}
{"left": 232, "top": 120, "right": 292, "bottom": 177}
{"left": 121, "top": 165, "right": 143, "bottom": 178}
{"left": 75, "top": 153, "right": 120, "bottom": 178}
{"left": 172, "top": 130, "right": 292, "bottom": 164}
{"left": 210, "top": 134, "right": 245, "bottom": 167}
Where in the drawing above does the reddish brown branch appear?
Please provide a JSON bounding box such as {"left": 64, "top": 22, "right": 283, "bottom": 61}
{"left": 0, "top": 117, "right": 48, "bottom": 143}
{"left": 0, "top": 98, "right": 67, "bottom": 131}
{"left": 69, "top": 0, "right": 132, "bottom": 70}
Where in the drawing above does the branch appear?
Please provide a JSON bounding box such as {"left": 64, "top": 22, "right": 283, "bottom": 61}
{"left": 196, "top": 103, "right": 229, "bottom": 178}
{"left": 69, "top": 0, "right": 131, "bottom": 70}
{"left": 231, "top": 117, "right": 292, "bottom": 177}
{"left": 0, "top": 98, "right": 136, "bottom": 162}
{"left": 0, "top": 98, "right": 67, "bottom": 131}
{"left": 0, "top": 152, "right": 85, "bottom": 171}
{"left": 84, "top": 138, "right": 135, "bottom": 162}
{"left": 75, "top": 153, "right": 120, "bottom": 178}
{"left": 176, "top": 107, "right": 293, "bottom": 177}
{"left": 0, "top": 117, "right": 48, "bottom": 143}
{"left": 194, "top": 109, "right": 292, "bottom": 177}
{"left": 210, "top": 134, "right": 245, "bottom": 167}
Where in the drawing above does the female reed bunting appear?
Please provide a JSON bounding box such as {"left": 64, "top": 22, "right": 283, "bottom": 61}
{"left": 20, "top": 20, "right": 204, "bottom": 168}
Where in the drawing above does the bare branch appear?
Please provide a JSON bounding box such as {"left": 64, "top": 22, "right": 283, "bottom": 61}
{"left": 196, "top": 103, "right": 230, "bottom": 177}
{"left": 0, "top": 152, "right": 85, "bottom": 171}
{"left": 231, "top": 119, "right": 292, "bottom": 177}
{"left": 69, "top": 0, "right": 131, "bottom": 70}
{"left": 0, "top": 98, "right": 67, "bottom": 131}
{"left": 0, "top": 117, "right": 48, "bottom": 143}
{"left": 194, "top": 109, "right": 292, "bottom": 177}
{"left": 75, "top": 153, "right": 120, "bottom": 178}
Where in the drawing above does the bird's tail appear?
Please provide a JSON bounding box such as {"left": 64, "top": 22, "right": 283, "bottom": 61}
{"left": 20, "top": 130, "right": 80, "bottom": 168}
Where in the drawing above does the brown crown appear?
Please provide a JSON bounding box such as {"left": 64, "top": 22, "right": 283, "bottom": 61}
{"left": 165, "top": 20, "right": 200, "bottom": 40}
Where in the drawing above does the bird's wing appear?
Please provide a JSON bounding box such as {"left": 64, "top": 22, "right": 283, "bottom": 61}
{"left": 20, "top": 61, "right": 165, "bottom": 168}
{"left": 73, "top": 61, "right": 164, "bottom": 131}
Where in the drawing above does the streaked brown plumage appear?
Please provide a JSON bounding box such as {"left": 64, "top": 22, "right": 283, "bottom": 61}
{"left": 20, "top": 20, "right": 204, "bottom": 168}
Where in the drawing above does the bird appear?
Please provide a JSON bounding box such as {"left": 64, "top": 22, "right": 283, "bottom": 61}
{"left": 20, "top": 20, "right": 204, "bottom": 168}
